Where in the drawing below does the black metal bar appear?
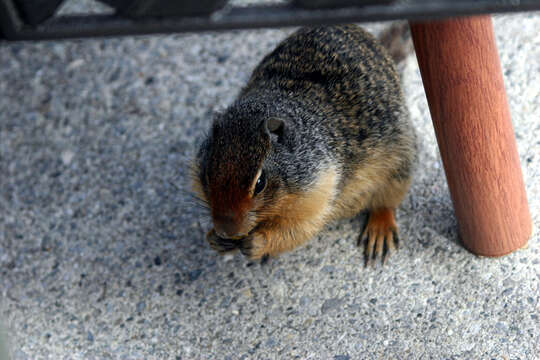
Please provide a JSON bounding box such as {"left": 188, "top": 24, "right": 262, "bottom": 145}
{"left": 2, "top": 1, "right": 540, "bottom": 41}
{"left": 0, "top": 0, "right": 22, "bottom": 39}
{"left": 13, "top": 0, "right": 64, "bottom": 25}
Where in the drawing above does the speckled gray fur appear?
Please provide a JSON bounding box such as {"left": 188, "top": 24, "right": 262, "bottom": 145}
{"left": 197, "top": 25, "right": 415, "bottom": 204}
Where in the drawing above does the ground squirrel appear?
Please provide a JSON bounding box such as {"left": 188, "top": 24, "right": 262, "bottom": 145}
{"left": 193, "top": 24, "right": 417, "bottom": 265}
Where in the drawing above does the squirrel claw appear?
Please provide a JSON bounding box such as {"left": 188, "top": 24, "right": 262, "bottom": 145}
{"left": 358, "top": 209, "right": 399, "bottom": 267}
{"left": 260, "top": 254, "right": 270, "bottom": 265}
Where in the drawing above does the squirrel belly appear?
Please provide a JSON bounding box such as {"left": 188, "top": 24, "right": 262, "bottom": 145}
{"left": 194, "top": 24, "right": 417, "bottom": 264}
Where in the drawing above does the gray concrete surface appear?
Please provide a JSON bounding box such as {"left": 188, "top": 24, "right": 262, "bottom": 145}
{"left": 1, "top": 5, "right": 539, "bottom": 360}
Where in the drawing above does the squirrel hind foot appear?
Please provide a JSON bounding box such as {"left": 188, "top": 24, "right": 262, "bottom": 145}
{"left": 358, "top": 208, "right": 399, "bottom": 267}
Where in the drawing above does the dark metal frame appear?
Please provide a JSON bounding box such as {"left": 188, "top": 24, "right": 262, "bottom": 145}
{"left": 1, "top": 0, "right": 540, "bottom": 41}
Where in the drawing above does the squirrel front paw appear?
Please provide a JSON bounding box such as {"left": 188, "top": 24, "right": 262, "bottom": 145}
{"left": 238, "top": 232, "right": 269, "bottom": 260}
{"left": 206, "top": 228, "right": 241, "bottom": 254}
{"left": 206, "top": 228, "right": 268, "bottom": 260}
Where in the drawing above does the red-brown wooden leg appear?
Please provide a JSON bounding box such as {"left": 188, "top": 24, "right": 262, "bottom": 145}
{"left": 409, "top": 16, "right": 532, "bottom": 256}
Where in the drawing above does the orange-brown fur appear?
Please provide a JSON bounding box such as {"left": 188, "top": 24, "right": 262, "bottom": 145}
{"left": 248, "top": 167, "right": 339, "bottom": 258}
{"left": 247, "top": 161, "right": 411, "bottom": 259}
{"left": 332, "top": 139, "right": 413, "bottom": 219}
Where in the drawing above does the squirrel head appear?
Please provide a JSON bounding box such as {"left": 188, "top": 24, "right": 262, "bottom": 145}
{"left": 195, "top": 105, "right": 286, "bottom": 239}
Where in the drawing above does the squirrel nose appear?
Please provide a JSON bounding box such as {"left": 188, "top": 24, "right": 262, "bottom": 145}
{"left": 213, "top": 215, "right": 246, "bottom": 239}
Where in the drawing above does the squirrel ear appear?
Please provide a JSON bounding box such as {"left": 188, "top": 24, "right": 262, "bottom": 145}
{"left": 265, "top": 117, "right": 285, "bottom": 141}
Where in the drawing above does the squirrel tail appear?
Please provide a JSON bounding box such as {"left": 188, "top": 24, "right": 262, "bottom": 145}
{"left": 377, "top": 21, "right": 414, "bottom": 64}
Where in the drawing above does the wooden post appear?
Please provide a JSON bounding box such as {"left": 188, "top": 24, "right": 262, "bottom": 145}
{"left": 409, "top": 16, "right": 531, "bottom": 256}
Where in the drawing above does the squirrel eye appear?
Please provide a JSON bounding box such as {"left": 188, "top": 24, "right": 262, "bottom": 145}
{"left": 253, "top": 170, "right": 266, "bottom": 196}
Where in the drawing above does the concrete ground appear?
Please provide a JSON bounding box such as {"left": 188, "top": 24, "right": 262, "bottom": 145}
{"left": 0, "top": 2, "right": 539, "bottom": 359}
